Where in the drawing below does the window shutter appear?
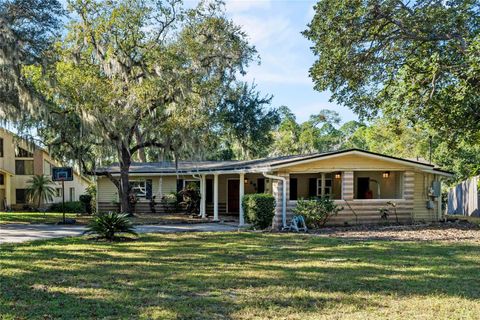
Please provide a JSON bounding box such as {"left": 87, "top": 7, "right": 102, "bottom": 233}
{"left": 308, "top": 178, "right": 317, "bottom": 198}
{"left": 146, "top": 179, "right": 153, "bottom": 199}
{"left": 176, "top": 179, "right": 184, "bottom": 193}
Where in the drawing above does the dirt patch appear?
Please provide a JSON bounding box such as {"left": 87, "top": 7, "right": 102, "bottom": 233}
{"left": 310, "top": 220, "right": 480, "bottom": 242}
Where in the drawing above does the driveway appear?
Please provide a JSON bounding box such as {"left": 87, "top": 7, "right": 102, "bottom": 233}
{"left": 0, "top": 223, "right": 238, "bottom": 244}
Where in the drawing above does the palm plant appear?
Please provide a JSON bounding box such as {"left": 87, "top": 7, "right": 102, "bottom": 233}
{"left": 84, "top": 212, "right": 137, "bottom": 241}
{"left": 26, "top": 175, "right": 56, "bottom": 210}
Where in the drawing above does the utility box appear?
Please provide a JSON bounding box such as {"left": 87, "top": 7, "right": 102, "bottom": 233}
{"left": 432, "top": 181, "right": 441, "bottom": 197}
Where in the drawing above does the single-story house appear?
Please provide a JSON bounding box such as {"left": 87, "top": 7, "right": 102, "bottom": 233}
{"left": 94, "top": 149, "right": 453, "bottom": 229}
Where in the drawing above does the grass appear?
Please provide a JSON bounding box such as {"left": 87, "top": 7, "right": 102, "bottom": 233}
{"left": 0, "top": 212, "right": 207, "bottom": 225}
{"left": 1, "top": 233, "right": 479, "bottom": 319}
{"left": 0, "top": 211, "right": 92, "bottom": 225}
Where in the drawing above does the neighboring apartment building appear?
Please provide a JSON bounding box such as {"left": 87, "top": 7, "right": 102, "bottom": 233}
{"left": 0, "top": 128, "right": 90, "bottom": 211}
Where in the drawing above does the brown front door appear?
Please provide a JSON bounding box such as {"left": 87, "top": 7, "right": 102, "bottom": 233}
{"left": 228, "top": 179, "right": 240, "bottom": 213}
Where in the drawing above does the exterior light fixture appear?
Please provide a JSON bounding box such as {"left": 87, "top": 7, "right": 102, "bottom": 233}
{"left": 382, "top": 171, "right": 390, "bottom": 179}
{"left": 244, "top": 178, "right": 248, "bottom": 184}
{"left": 334, "top": 172, "right": 342, "bottom": 179}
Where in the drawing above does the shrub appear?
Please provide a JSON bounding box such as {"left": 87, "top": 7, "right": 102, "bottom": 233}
{"left": 293, "top": 197, "right": 342, "bottom": 228}
{"left": 84, "top": 212, "right": 137, "bottom": 241}
{"left": 242, "top": 193, "right": 276, "bottom": 229}
{"left": 49, "top": 201, "right": 86, "bottom": 213}
{"left": 179, "top": 184, "right": 201, "bottom": 214}
{"left": 161, "top": 192, "right": 180, "bottom": 213}
{"left": 378, "top": 201, "right": 399, "bottom": 223}
{"left": 79, "top": 194, "right": 93, "bottom": 214}
{"left": 85, "top": 184, "right": 97, "bottom": 214}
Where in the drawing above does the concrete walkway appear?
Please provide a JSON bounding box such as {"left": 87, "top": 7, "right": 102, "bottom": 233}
{"left": 0, "top": 223, "right": 238, "bottom": 244}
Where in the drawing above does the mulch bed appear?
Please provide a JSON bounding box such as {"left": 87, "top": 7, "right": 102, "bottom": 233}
{"left": 310, "top": 220, "right": 480, "bottom": 242}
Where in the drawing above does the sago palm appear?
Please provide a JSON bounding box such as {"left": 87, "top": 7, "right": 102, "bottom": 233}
{"left": 26, "top": 175, "right": 56, "bottom": 209}
{"left": 84, "top": 212, "right": 137, "bottom": 240}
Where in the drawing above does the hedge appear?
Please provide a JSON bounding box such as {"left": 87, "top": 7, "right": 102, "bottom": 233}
{"left": 49, "top": 201, "right": 86, "bottom": 213}
{"left": 242, "top": 193, "right": 276, "bottom": 229}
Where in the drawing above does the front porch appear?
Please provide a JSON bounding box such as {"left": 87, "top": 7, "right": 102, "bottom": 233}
{"left": 172, "top": 172, "right": 272, "bottom": 225}
{"left": 97, "top": 172, "right": 272, "bottom": 226}
{"left": 271, "top": 170, "right": 416, "bottom": 228}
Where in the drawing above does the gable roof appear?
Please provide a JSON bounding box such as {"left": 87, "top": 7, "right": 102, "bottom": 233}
{"left": 95, "top": 148, "right": 454, "bottom": 177}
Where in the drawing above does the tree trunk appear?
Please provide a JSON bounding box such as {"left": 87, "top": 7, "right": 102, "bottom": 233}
{"left": 119, "top": 148, "right": 133, "bottom": 215}
{"left": 135, "top": 128, "right": 147, "bottom": 162}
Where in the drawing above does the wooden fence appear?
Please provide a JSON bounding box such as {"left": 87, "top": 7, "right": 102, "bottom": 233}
{"left": 447, "top": 175, "right": 479, "bottom": 216}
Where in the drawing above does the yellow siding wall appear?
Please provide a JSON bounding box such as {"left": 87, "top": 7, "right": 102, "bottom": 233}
{"left": 283, "top": 153, "right": 414, "bottom": 172}
{"left": 413, "top": 172, "right": 438, "bottom": 222}
{"left": 0, "top": 128, "right": 18, "bottom": 174}
{"left": 162, "top": 176, "right": 177, "bottom": 195}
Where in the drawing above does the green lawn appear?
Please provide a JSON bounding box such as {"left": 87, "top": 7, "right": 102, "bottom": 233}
{"left": 0, "top": 211, "right": 92, "bottom": 225}
{"left": 0, "top": 212, "right": 203, "bottom": 225}
{"left": 1, "top": 233, "right": 479, "bottom": 319}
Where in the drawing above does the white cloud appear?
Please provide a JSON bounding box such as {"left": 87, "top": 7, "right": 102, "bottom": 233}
{"left": 231, "top": 14, "right": 291, "bottom": 45}
{"left": 225, "top": 2, "right": 313, "bottom": 86}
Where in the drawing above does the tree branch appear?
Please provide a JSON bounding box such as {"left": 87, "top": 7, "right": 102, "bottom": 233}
{"left": 130, "top": 140, "right": 166, "bottom": 155}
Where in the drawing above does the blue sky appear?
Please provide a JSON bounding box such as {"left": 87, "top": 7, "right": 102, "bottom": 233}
{"left": 217, "top": 0, "right": 358, "bottom": 124}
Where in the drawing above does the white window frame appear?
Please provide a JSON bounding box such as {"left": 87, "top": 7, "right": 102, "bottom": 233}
{"left": 316, "top": 177, "right": 332, "bottom": 197}
{"left": 44, "top": 160, "right": 52, "bottom": 176}
{"left": 69, "top": 187, "right": 75, "bottom": 201}
{"left": 130, "top": 180, "right": 147, "bottom": 198}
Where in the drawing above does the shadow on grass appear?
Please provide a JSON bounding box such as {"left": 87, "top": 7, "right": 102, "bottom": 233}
{"left": 1, "top": 233, "right": 479, "bottom": 319}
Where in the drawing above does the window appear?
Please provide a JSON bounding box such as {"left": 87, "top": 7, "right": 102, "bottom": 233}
{"left": 0, "top": 138, "right": 3, "bottom": 157}
{"left": 69, "top": 187, "right": 75, "bottom": 201}
{"left": 15, "top": 147, "right": 33, "bottom": 158}
{"left": 0, "top": 173, "right": 3, "bottom": 185}
{"left": 55, "top": 188, "right": 62, "bottom": 197}
{"left": 184, "top": 180, "right": 200, "bottom": 190}
{"left": 317, "top": 178, "right": 332, "bottom": 197}
{"left": 15, "top": 160, "right": 34, "bottom": 175}
{"left": 130, "top": 180, "right": 147, "bottom": 197}
{"left": 16, "top": 189, "right": 27, "bottom": 204}
{"left": 44, "top": 160, "right": 52, "bottom": 176}
{"left": 354, "top": 171, "right": 404, "bottom": 199}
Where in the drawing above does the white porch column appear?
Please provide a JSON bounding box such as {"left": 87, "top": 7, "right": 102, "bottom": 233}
{"left": 239, "top": 172, "right": 245, "bottom": 226}
{"left": 200, "top": 174, "right": 207, "bottom": 218}
{"left": 158, "top": 177, "right": 163, "bottom": 197}
{"left": 321, "top": 173, "right": 326, "bottom": 197}
{"left": 213, "top": 174, "right": 219, "bottom": 221}
{"left": 342, "top": 171, "right": 354, "bottom": 200}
